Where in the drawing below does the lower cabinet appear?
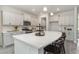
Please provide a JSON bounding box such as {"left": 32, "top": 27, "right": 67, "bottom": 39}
{"left": 2, "top": 31, "right": 25, "bottom": 48}
{"left": 65, "top": 29, "right": 74, "bottom": 41}
{"left": 0, "top": 33, "right": 3, "bottom": 46}
{"left": 3, "top": 33, "right": 13, "bottom": 47}
{"left": 60, "top": 26, "right": 74, "bottom": 41}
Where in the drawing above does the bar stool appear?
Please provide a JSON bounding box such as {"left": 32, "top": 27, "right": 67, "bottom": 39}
{"left": 44, "top": 32, "right": 66, "bottom": 54}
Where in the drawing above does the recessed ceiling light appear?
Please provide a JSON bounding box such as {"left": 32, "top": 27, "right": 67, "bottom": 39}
{"left": 32, "top": 8, "right": 36, "bottom": 11}
{"left": 57, "top": 8, "right": 60, "bottom": 11}
{"left": 50, "top": 12, "right": 54, "bottom": 16}
{"left": 43, "top": 7, "right": 48, "bottom": 12}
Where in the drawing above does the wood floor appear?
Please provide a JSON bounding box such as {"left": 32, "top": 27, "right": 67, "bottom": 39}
{"left": 0, "top": 40, "right": 79, "bottom": 54}
{"left": 65, "top": 40, "right": 77, "bottom": 54}
{"left": 0, "top": 45, "right": 14, "bottom": 54}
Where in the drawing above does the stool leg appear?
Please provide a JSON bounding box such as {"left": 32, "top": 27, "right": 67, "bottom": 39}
{"left": 44, "top": 50, "right": 46, "bottom": 54}
{"left": 60, "top": 46, "right": 63, "bottom": 54}
{"left": 62, "top": 45, "right": 65, "bottom": 54}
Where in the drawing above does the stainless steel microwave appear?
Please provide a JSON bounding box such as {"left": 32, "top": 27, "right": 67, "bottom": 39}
{"left": 23, "top": 21, "right": 31, "bottom": 26}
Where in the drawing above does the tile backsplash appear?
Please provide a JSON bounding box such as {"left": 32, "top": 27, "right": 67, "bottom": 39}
{"left": 2, "top": 26, "right": 22, "bottom": 32}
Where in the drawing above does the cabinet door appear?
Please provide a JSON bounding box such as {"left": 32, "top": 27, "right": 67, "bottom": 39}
{"left": 13, "top": 13, "right": 23, "bottom": 25}
{"left": 18, "top": 14, "right": 23, "bottom": 25}
{"left": 3, "top": 33, "right": 14, "bottom": 47}
{"left": 49, "top": 22, "right": 60, "bottom": 31}
{"left": 3, "top": 11, "right": 12, "bottom": 25}
{"left": 10, "top": 13, "right": 16, "bottom": 25}
{"left": 3, "top": 11, "right": 16, "bottom": 25}
{"left": 65, "top": 27, "right": 74, "bottom": 40}
{"left": 23, "top": 14, "right": 31, "bottom": 21}
{"left": 63, "top": 11, "right": 74, "bottom": 25}
{"left": 3, "top": 11, "right": 23, "bottom": 25}
{"left": 0, "top": 33, "right": 2, "bottom": 46}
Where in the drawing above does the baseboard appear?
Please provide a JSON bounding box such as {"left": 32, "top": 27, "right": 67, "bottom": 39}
{"left": 3, "top": 44, "right": 14, "bottom": 48}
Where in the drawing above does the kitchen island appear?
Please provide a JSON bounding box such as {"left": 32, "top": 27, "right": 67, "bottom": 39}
{"left": 13, "top": 31, "right": 62, "bottom": 54}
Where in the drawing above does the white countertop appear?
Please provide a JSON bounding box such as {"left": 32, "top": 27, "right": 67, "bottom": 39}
{"left": 2, "top": 31, "right": 25, "bottom": 33}
{"left": 13, "top": 31, "right": 62, "bottom": 49}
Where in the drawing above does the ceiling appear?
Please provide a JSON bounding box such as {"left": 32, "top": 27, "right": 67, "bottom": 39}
{"left": 8, "top": 5, "right": 76, "bottom": 16}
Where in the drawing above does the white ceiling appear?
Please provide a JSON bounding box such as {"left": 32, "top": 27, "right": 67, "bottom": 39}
{"left": 8, "top": 5, "right": 76, "bottom": 15}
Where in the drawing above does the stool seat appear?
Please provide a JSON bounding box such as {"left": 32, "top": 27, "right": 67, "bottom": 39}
{"left": 44, "top": 45, "right": 61, "bottom": 54}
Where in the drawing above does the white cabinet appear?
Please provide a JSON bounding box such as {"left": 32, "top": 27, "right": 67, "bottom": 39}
{"left": 62, "top": 11, "right": 74, "bottom": 25}
{"left": 13, "top": 13, "right": 23, "bottom": 25}
{"left": 63, "top": 16, "right": 74, "bottom": 25}
{"left": 65, "top": 26, "right": 74, "bottom": 40}
{"left": 23, "top": 13, "right": 39, "bottom": 26}
{"left": 2, "top": 31, "right": 25, "bottom": 47}
{"left": 3, "top": 11, "right": 11, "bottom": 25}
{"left": 49, "top": 14, "right": 60, "bottom": 22}
{"left": 49, "top": 22, "right": 60, "bottom": 31}
{"left": 31, "top": 16, "right": 38, "bottom": 25}
{"left": 3, "top": 11, "right": 23, "bottom": 25}
{"left": 3, "top": 33, "right": 13, "bottom": 47}
{"left": 23, "top": 13, "right": 31, "bottom": 21}
{"left": 0, "top": 33, "right": 2, "bottom": 46}
{"left": 49, "top": 14, "right": 63, "bottom": 26}
{"left": 58, "top": 14, "right": 64, "bottom": 25}
{"left": 50, "top": 10, "right": 74, "bottom": 26}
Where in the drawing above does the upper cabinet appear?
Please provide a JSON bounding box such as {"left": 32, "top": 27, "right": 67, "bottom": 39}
{"left": 49, "top": 10, "right": 74, "bottom": 25}
{"left": 23, "top": 13, "right": 31, "bottom": 21}
{"left": 23, "top": 13, "right": 39, "bottom": 26}
{"left": 31, "top": 16, "right": 39, "bottom": 26}
{"left": 62, "top": 10, "right": 74, "bottom": 25}
{"left": 2, "top": 11, "right": 38, "bottom": 26}
{"left": 2, "top": 11, "right": 23, "bottom": 25}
